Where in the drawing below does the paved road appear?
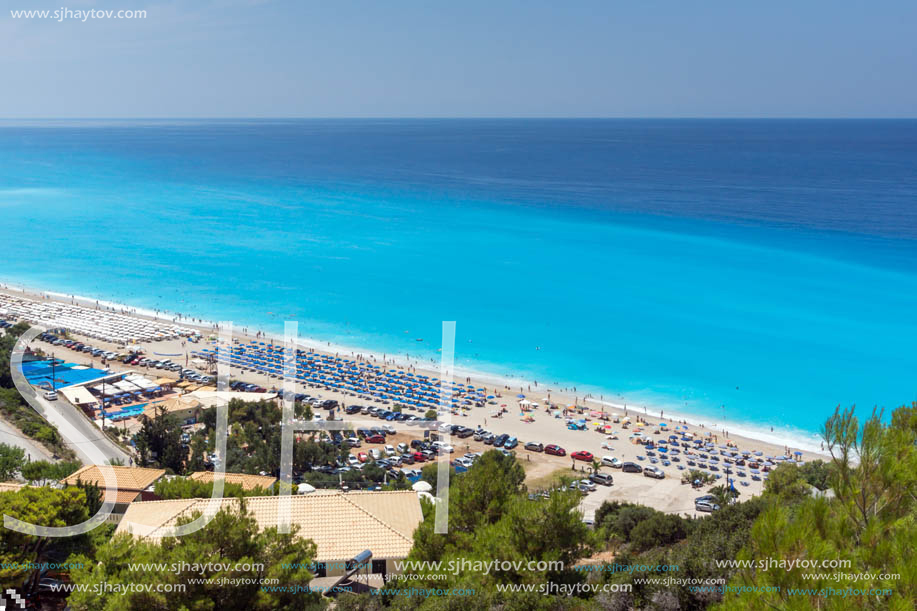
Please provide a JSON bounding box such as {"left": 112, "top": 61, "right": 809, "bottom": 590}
{"left": 30, "top": 393, "right": 131, "bottom": 465}
{"left": 0, "top": 415, "right": 53, "bottom": 463}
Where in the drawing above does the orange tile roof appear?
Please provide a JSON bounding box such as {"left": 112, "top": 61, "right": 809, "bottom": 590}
{"left": 115, "top": 491, "right": 423, "bottom": 561}
{"left": 188, "top": 471, "right": 278, "bottom": 491}
{"left": 61, "top": 465, "right": 166, "bottom": 491}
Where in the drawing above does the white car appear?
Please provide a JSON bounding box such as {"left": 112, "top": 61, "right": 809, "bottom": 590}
{"left": 369, "top": 448, "right": 382, "bottom": 460}
{"left": 43, "top": 390, "right": 58, "bottom": 401}
{"left": 579, "top": 479, "right": 597, "bottom": 492}
{"left": 602, "top": 456, "right": 621, "bottom": 468}
{"left": 455, "top": 457, "right": 474, "bottom": 468}
{"left": 438, "top": 423, "right": 451, "bottom": 433}
{"left": 347, "top": 455, "right": 359, "bottom": 466}
{"left": 384, "top": 444, "right": 396, "bottom": 456}
{"left": 397, "top": 442, "right": 409, "bottom": 454}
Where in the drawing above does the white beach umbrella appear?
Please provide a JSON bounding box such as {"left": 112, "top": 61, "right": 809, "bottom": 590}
{"left": 412, "top": 480, "right": 433, "bottom": 492}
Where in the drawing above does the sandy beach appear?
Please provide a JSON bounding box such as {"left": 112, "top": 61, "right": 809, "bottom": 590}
{"left": 2, "top": 283, "right": 826, "bottom": 517}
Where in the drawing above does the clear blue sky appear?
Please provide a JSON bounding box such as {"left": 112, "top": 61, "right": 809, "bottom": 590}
{"left": 1, "top": 0, "right": 915, "bottom": 118}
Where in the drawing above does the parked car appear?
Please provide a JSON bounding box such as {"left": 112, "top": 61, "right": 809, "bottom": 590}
{"left": 590, "top": 472, "right": 614, "bottom": 486}
{"left": 621, "top": 461, "right": 643, "bottom": 473}
{"left": 493, "top": 434, "right": 509, "bottom": 448}
{"left": 524, "top": 441, "right": 544, "bottom": 452}
{"left": 602, "top": 456, "right": 621, "bottom": 468}
{"left": 695, "top": 495, "right": 720, "bottom": 512}
{"left": 503, "top": 437, "right": 518, "bottom": 450}
{"left": 364, "top": 434, "right": 385, "bottom": 444}
{"left": 544, "top": 444, "right": 566, "bottom": 456}
{"left": 571, "top": 451, "right": 594, "bottom": 462}
{"left": 43, "top": 390, "right": 58, "bottom": 401}
{"left": 644, "top": 466, "right": 665, "bottom": 479}
{"left": 369, "top": 448, "right": 382, "bottom": 460}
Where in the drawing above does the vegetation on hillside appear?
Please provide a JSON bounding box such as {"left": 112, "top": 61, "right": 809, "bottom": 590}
{"left": 0, "top": 322, "right": 75, "bottom": 459}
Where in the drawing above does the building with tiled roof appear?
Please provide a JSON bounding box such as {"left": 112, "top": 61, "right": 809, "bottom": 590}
{"left": 61, "top": 465, "right": 165, "bottom": 523}
{"left": 62, "top": 465, "right": 166, "bottom": 490}
{"left": 115, "top": 491, "right": 423, "bottom": 577}
{"left": 187, "top": 471, "right": 278, "bottom": 491}
{"left": 143, "top": 396, "right": 203, "bottom": 424}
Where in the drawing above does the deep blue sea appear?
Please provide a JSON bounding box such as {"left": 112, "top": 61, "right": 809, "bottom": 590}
{"left": 1, "top": 119, "right": 916, "bottom": 448}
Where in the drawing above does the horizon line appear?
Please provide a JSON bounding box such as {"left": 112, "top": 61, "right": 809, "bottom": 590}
{"left": 1, "top": 116, "right": 916, "bottom": 121}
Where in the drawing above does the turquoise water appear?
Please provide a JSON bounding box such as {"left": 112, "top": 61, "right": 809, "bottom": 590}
{"left": 1, "top": 119, "right": 916, "bottom": 446}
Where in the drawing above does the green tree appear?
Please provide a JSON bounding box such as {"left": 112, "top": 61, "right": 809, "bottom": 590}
{"left": 67, "top": 500, "right": 323, "bottom": 610}
{"left": 0, "top": 322, "right": 30, "bottom": 388}
{"left": 711, "top": 483, "right": 738, "bottom": 508}
{"left": 0, "top": 443, "right": 26, "bottom": 480}
{"left": 762, "top": 462, "right": 814, "bottom": 501}
{"left": 133, "top": 405, "right": 185, "bottom": 473}
{"left": 628, "top": 513, "right": 688, "bottom": 552}
{"left": 719, "top": 403, "right": 917, "bottom": 610}
{"left": 401, "top": 451, "right": 589, "bottom": 610}
{"left": 20, "top": 459, "right": 81, "bottom": 483}
{"left": 153, "top": 476, "right": 268, "bottom": 499}
{"left": 0, "top": 485, "right": 89, "bottom": 592}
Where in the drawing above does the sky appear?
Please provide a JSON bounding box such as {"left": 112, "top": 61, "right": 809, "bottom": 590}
{"left": 0, "top": 0, "right": 915, "bottom": 118}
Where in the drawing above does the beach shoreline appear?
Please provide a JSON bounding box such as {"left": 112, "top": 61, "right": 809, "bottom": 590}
{"left": 0, "top": 280, "right": 830, "bottom": 456}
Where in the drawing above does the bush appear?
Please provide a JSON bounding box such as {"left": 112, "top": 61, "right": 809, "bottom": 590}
{"left": 629, "top": 513, "right": 688, "bottom": 552}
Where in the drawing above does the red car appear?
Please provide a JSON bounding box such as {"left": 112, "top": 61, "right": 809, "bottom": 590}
{"left": 544, "top": 444, "right": 566, "bottom": 456}
{"left": 571, "top": 451, "right": 594, "bottom": 462}
{"left": 357, "top": 452, "right": 368, "bottom": 463}
{"left": 412, "top": 451, "right": 425, "bottom": 462}
{"left": 364, "top": 434, "right": 385, "bottom": 444}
